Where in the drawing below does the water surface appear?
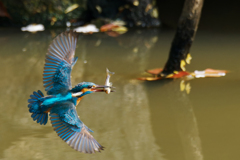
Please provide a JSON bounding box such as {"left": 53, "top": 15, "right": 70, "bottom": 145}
{"left": 0, "top": 28, "right": 240, "bottom": 160}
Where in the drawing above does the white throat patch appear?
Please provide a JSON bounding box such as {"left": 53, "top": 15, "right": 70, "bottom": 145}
{"left": 72, "top": 92, "right": 83, "bottom": 97}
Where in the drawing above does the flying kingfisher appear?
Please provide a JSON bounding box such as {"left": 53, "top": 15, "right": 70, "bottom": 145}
{"left": 28, "top": 31, "right": 112, "bottom": 153}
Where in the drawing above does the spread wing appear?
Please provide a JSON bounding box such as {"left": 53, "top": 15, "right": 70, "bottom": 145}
{"left": 49, "top": 102, "right": 104, "bottom": 153}
{"left": 43, "top": 31, "right": 79, "bottom": 95}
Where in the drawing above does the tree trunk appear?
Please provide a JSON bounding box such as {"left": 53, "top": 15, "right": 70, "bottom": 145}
{"left": 160, "top": 0, "right": 204, "bottom": 76}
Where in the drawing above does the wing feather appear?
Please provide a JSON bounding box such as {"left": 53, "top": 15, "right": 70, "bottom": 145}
{"left": 50, "top": 102, "right": 104, "bottom": 153}
{"left": 43, "top": 31, "right": 79, "bottom": 95}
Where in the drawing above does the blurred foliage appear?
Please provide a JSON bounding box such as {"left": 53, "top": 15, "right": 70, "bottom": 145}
{"left": 117, "top": 0, "right": 160, "bottom": 27}
{"left": 1, "top": 0, "right": 87, "bottom": 27}
{"left": 85, "top": 0, "right": 160, "bottom": 27}
{"left": 0, "top": 0, "right": 160, "bottom": 28}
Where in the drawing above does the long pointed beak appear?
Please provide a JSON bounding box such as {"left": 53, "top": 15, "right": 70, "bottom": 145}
{"left": 94, "top": 85, "right": 116, "bottom": 89}
{"left": 91, "top": 85, "right": 115, "bottom": 92}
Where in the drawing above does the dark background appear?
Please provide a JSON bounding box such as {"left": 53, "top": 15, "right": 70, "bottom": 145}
{"left": 0, "top": 0, "right": 239, "bottom": 32}
{"left": 157, "top": 0, "right": 240, "bottom": 32}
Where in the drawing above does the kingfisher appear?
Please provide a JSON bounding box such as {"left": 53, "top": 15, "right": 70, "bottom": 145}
{"left": 28, "top": 31, "right": 112, "bottom": 153}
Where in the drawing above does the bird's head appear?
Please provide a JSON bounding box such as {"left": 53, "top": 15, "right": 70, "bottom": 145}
{"left": 71, "top": 82, "right": 109, "bottom": 98}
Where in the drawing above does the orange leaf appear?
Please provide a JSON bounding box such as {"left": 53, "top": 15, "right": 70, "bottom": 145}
{"left": 146, "top": 68, "right": 163, "bottom": 75}
{"left": 100, "top": 24, "right": 119, "bottom": 32}
{"left": 194, "top": 68, "right": 227, "bottom": 78}
{"left": 106, "top": 31, "right": 120, "bottom": 37}
{"left": 204, "top": 68, "right": 228, "bottom": 73}
{"left": 0, "top": 2, "right": 11, "bottom": 19}
{"left": 168, "top": 71, "right": 190, "bottom": 78}
{"left": 137, "top": 77, "right": 162, "bottom": 81}
{"left": 138, "top": 69, "right": 190, "bottom": 81}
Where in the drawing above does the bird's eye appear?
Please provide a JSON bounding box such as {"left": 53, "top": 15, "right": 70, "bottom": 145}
{"left": 88, "top": 85, "right": 92, "bottom": 88}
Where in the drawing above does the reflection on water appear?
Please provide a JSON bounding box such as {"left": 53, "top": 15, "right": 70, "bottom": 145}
{"left": 145, "top": 79, "right": 202, "bottom": 160}
{"left": 166, "top": 81, "right": 203, "bottom": 160}
{"left": 180, "top": 80, "right": 191, "bottom": 94}
{"left": 0, "top": 28, "right": 240, "bottom": 160}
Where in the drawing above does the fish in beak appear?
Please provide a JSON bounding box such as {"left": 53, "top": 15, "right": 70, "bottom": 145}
{"left": 91, "top": 85, "right": 115, "bottom": 92}
{"left": 104, "top": 68, "right": 115, "bottom": 94}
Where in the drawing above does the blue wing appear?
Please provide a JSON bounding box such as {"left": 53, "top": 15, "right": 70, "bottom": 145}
{"left": 43, "top": 31, "right": 79, "bottom": 95}
{"left": 50, "top": 102, "right": 104, "bottom": 153}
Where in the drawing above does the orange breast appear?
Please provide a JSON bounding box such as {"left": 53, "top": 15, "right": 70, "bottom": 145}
{"left": 44, "top": 108, "right": 52, "bottom": 113}
{"left": 77, "top": 96, "right": 84, "bottom": 106}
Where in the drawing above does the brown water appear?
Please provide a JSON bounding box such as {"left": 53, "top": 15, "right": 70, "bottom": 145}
{"left": 0, "top": 28, "right": 240, "bottom": 160}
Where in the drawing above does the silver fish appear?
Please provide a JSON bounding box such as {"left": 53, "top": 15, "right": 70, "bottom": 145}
{"left": 104, "top": 68, "right": 114, "bottom": 94}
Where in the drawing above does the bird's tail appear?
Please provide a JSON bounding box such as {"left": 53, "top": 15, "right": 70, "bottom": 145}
{"left": 28, "top": 90, "right": 48, "bottom": 125}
